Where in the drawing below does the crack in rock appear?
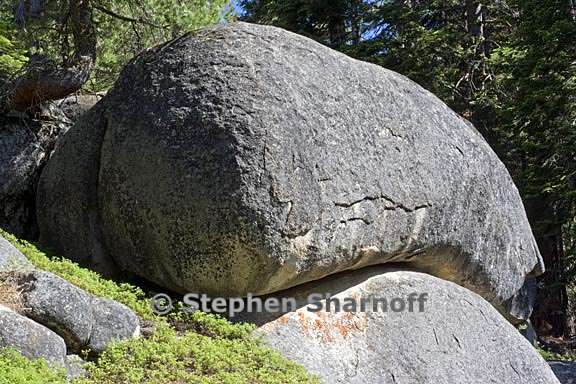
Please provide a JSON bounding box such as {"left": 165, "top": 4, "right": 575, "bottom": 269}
{"left": 340, "top": 217, "right": 371, "bottom": 225}
{"left": 334, "top": 194, "right": 430, "bottom": 213}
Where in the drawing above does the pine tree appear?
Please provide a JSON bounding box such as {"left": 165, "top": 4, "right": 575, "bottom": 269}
{"left": 0, "top": 0, "right": 228, "bottom": 111}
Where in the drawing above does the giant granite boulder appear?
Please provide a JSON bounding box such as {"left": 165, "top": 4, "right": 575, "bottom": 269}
{"left": 37, "top": 22, "right": 543, "bottom": 321}
{"left": 244, "top": 268, "right": 560, "bottom": 384}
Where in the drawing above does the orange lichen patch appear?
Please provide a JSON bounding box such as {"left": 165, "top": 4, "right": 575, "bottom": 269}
{"left": 336, "top": 312, "right": 355, "bottom": 337}
{"left": 297, "top": 311, "right": 311, "bottom": 337}
{"left": 312, "top": 311, "right": 333, "bottom": 343}
{"left": 291, "top": 308, "right": 368, "bottom": 344}
{"left": 350, "top": 291, "right": 361, "bottom": 301}
{"left": 277, "top": 314, "right": 290, "bottom": 325}
{"left": 335, "top": 311, "right": 368, "bottom": 338}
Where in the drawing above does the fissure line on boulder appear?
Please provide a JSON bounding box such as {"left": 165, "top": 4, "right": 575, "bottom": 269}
{"left": 334, "top": 194, "right": 431, "bottom": 213}
{"left": 340, "top": 217, "right": 371, "bottom": 225}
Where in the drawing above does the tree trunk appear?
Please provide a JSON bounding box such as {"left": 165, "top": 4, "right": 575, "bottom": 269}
{"left": 3, "top": 0, "right": 96, "bottom": 112}
{"left": 527, "top": 198, "right": 571, "bottom": 338}
{"left": 533, "top": 228, "right": 569, "bottom": 337}
{"left": 327, "top": 16, "right": 346, "bottom": 47}
{"left": 465, "top": 0, "right": 481, "bottom": 35}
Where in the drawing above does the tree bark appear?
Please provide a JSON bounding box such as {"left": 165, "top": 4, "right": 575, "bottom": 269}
{"left": 527, "top": 198, "right": 571, "bottom": 338}
{"left": 465, "top": 0, "right": 481, "bottom": 35}
{"left": 532, "top": 228, "right": 569, "bottom": 337}
{"left": 3, "top": 0, "right": 96, "bottom": 112}
{"left": 327, "top": 16, "right": 346, "bottom": 47}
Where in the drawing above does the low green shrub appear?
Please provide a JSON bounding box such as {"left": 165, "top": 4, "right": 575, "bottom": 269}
{"left": 0, "top": 348, "right": 67, "bottom": 384}
{"left": 77, "top": 325, "right": 315, "bottom": 384}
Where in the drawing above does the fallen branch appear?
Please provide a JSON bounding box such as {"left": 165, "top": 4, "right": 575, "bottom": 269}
{"left": 93, "top": 3, "right": 164, "bottom": 28}
{"left": 2, "top": 0, "right": 96, "bottom": 112}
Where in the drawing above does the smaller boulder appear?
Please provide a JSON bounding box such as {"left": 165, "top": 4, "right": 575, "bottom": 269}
{"left": 0, "top": 234, "right": 33, "bottom": 272}
{"left": 9, "top": 269, "right": 140, "bottom": 355}
{"left": 88, "top": 298, "right": 141, "bottom": 354}
{"left": 242, "top": 268, "right": 559, "bottom": 384}
{"left": 0, "top": 304, "right": 67, "bottom": 366}
{"left": 16, "top": 270, "right": 95, "bottom": 352}
{"left": 0, "top": 235, "right": 140, "bottom": 355}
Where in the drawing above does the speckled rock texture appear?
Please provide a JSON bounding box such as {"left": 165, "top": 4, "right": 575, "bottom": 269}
{"left": 37, "top": 22, "right": 542, "bottom": 321}
{"left": 0, "top": 304, "right": 67, "bottom": 366}
{"left": 248, "top": 268, "right": 560, "bottom": 384}
{"left": 0, "top": 235, "right": 33, "bottom": 272}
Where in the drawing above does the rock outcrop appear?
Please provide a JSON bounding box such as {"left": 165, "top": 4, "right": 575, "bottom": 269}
{"left": 244, "top": 268, "right": 559, "bottom": 384}
{"left": 0, "top": 111, "right": 68, "bottom": 238}
{"left": 0, "top": 95, "right": 100, "bottom": 239}
{"left": 56, "top": 94, "right": 105, "bottom": 122}
{"left": 37, "top": 22, "right": 543, "bottom": 322}
{"left": 0, "top": 234, "right": 139, "bottom": 371}
{"left": 13, "top": 269, "right": 140, "bottom": 355}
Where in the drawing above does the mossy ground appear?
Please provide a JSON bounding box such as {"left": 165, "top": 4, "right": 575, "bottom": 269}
{"left": 0, "top": 348, "right": 68, "bottom": 384}
{"left": 539, "top": 348, "right": 576, "bottom": 362}
{"left": 0, "top": 230, "right": 318, "bottom": 384}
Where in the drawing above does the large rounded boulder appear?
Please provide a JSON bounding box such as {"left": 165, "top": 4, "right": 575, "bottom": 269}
{"left": 37, "top": 22, "right": 542, "bottom": 320}
{"left": 243, "top": 268, "right": 560, "bottom": 384}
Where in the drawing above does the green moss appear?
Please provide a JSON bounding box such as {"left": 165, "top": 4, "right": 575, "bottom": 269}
{"left": 0, "top": 230, "right": 319, "bottom": 383}
{"left": 0, "top": 349, "right": 67, "bottom": 384}
{"left": 539, "top": 348, "right": 576, "bottom": 362}
{"left": 76, "top": 325, "right": 315, "bottom": 384}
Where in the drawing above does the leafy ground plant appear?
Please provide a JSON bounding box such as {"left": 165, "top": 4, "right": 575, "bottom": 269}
{"left": 0, "top": 348, "right": 67, "bottom": 384}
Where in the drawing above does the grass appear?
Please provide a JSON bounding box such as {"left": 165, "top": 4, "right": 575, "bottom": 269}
{"left": 0, "top": 229, "right": 319, "bottom": 384}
